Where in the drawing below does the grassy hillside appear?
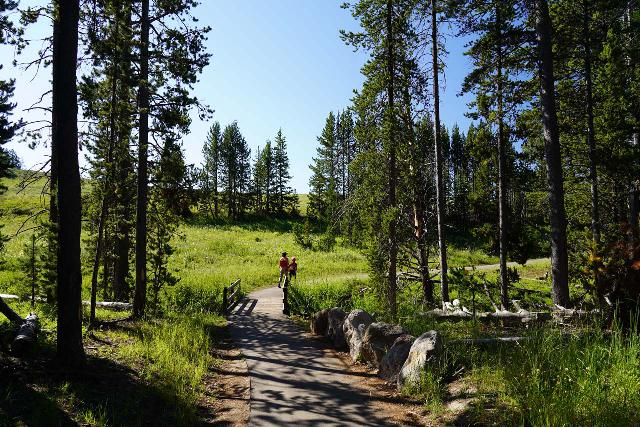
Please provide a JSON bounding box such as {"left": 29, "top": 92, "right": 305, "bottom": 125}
{"left": 0, "top": 171, "right": 369, "bottom": 305}
{"left": 0, "top": 169, "right": 549, "bottom": 312}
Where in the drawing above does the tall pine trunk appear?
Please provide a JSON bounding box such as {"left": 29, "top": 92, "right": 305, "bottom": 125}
{"left": 582, "top": 0, "right": 600, "bottom": 244}
{"left": 432, "top": 0, "right": 449, "bottom": 303}
{"left": 90, "top": 32, "right": 121, "bottom": 324}
{"left": 496, "top": 5, "right": 509, "bottom": 310}
{"left": 532, "top": 0, "right": 570, "bottom": 307}
{"left": 53, "top": 0, "right": 85, "bottom": 366}
{"left": 386, "top": 0, "right": 398, "bottom": 318}
{"left": 133, "top": 0, "right": 150, "bottom": 318}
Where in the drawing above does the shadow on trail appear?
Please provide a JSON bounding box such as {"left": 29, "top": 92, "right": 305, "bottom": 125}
{"left": 229, "top": 289, "right": 399, "bottom": 427}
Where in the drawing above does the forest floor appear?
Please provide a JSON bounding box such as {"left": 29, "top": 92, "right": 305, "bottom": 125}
{"left": 0, "top": 312, "right": 248, "bottom": 426}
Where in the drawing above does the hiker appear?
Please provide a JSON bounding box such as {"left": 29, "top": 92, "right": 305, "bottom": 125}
{"left": 288, "top": 256, "right": 298, "bottom": 281}
{"left": 278, "top": 252, "right": 289, "bottom": 288}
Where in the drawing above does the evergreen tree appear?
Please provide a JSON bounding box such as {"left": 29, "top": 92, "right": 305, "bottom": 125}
{"left": 309, "top": 112, "right": 339, "bottom": 223}
{"left": 202, "top": 122, "right": 221, "bottom": 218}
{"left": 457, "top": 0, "right": 529, "bottom": 308}
{"left": 220, "top": 122, "right": 251, "bottom": 219}
{"left": 52, "top": 0, "right": 85, "bottom": 366}
{"left": 273, "top": 128, "right": 298, "bottom": 214}
{"left": 132, "top": 0, "right": 211, "bottom": 317}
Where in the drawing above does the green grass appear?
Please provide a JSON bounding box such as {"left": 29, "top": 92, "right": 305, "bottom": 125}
{"left": 431, "top": 327, "right": 640, "bottom": 426}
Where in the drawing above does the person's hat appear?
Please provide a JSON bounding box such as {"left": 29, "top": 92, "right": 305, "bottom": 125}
{"left": 292, "top": 257, "right": 296, "bottom": 261}
{"left": 282, "top": 252, "right": 287, "bottom": 256}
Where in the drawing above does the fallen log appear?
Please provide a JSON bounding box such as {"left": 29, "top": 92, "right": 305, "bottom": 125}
{"left": 11, "top": 313, "right": 39, "bottom": 356}
{"left": 83, "top": 301, "right": 132, "bottom": 311}
{"left": 449, "top": 336, "right": 529, "bottom": 346}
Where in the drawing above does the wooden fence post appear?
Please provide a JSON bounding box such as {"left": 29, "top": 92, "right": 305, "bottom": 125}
{"left": 223, "top": 286, "right": 228, "bottom": 316}
{"left": 283, "top": 285, "right": 289, "bottom": 315}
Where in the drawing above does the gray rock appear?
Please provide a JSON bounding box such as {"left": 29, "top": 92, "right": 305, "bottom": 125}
{"left": 397, "top": 330, "right": 442, "bottom": 390}
{"left": 326, "top": 307, "right": 347, "bottom": 349}
{"left": 310, "top": 309, "right": 329, "bottom": 336}
{"left": 343, "top": 309, "right": 374, "bottom": 362}
{"left": 379, "top": 334, "right": 415, "bottom": 382}
{"left": 360, "top": 322, "right": 407, "bottom": 368}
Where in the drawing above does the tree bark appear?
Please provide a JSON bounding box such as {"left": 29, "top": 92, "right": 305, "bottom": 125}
{"left": 386, "top": 0, "right": 398, "bottom": 318}
{"left": 0, "top": 296, "right": 22, "bottom": 323}
{"left": 496, "top": 5, "right": 509, "bottom": 310}
{"left": 53, "top": 0, "right": 85, "bottom": 367}
{"left": 133, "top": 0, "right": 150, "bottom": 318}
{"left": 531, "top": 0, "right": 570, "bottom": 307}
{"left": 582, "top": 0, "right": 600, "bottom": 244}
{"left": 432, "top": 0, "right": 449, "bottom": 303}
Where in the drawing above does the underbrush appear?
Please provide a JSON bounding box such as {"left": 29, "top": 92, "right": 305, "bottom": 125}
{"left": 117, "top": 314, "right": 218, "bottom": 419}
{"left": 411, "top": 327, "right": 640, "bottom": 426}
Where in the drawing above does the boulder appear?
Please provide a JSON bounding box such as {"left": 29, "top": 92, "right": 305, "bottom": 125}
{"left": 397, "top": 330, "right": 442, "bottom": 390}
{"left": 326, "top": 308, "right": 347, "bottom": 349}
{"left": 360, "top": 322, "right": 407, "bottom": 368}
{"left": 343, "top": 309, "right": 374, "bottom": 361}
{"left": 379, "top": 334, "right": 415, "bottom": 382}
{"left": 310, "top": 309, "right": 329, "bottom": 336}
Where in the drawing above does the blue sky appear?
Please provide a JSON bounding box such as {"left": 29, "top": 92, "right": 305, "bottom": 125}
{"left": 2, "top": 0, "right": 473, "bottom": 193}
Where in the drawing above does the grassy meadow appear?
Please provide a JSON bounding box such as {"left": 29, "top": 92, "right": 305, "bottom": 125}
{"left": 13, "top": 169, "right": 639, "bottom": 426}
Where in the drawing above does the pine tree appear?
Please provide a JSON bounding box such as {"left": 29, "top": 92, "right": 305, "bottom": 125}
{"left": 273, "top": 128, "right": 297, "bottom": 214}
{"left": 202, "top": 122, "right": 221, "bottom": 218}
{"left": 342, "top": 0, "right": 426, "bottom": 317}
{"left": 132, "top": 0, "right": 211, "bottom": 317}
{"left": 309, "top": 112, "right": 339, "bottom": 222}
{"left": 528, "top": 0, "right": 570, "bottom": 306}
{"left": 52, "top": 0, "right": 85, "bottom": 366}
{"left": 219, "top": 122, "right": 251, "bottom": 219}
{"left": 457, "top": 0, "right": 529, "bottom": 308}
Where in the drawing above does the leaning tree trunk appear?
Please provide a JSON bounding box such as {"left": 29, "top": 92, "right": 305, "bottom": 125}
{"left": 432, "top": 0, "right": 449, "bottom": 303}
{"left": 53, "top": 0, "right": 85, "bottom": 367}
{"left": 133, "top": 0, "right": 150, "bottom": 318}
{"left": 531, "top": 0, "right": 570, "bottom": 307}
{"left": 0, "top": 296, "right": 22, "bottom": 323}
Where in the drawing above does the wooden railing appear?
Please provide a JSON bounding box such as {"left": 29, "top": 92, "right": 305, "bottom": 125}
{"left": 282, "top": 283, "right": 290, "bottom": 315}
{"left": 222, "top": 279, "right": 241, "bottom": 315}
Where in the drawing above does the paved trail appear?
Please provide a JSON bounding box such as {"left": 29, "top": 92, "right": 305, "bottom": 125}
{"left": 229, "top": 287, "right": 394, "bottom": 427}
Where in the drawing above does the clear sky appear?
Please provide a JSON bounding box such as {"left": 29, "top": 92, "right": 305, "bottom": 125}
{"left": 2, "top": 0, "right": 473, "bottom": 193}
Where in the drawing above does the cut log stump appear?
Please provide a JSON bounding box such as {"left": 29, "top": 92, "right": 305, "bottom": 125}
{"left": 11, "top": 313, "right": 39, "bottom": 356}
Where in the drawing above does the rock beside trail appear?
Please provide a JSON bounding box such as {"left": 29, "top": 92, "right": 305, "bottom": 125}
{"left": 343, "top": 309, "right": 374, "bottom": 362}
{"left": 361, "top": 322, "right": 407, "bottom": 368}
{"left": 310, "top": 309, "right": 329, "bottom": 336}
{"left": 379, "top": 334, "right": 415, "bottom": 382}
{"left": 397, "top": 330, "right": 442, "bottom": 390}
{"left": 326, "top": 308, "right": 347, "bottom": 349}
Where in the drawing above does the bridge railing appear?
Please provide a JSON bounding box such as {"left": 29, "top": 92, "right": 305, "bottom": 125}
{"left": 222, "top": 279, "right": 241, "bottom": 315}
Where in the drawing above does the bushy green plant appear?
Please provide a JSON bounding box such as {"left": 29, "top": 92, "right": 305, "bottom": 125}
{"left": 169, "top": 283, "right": 222, "bottom": 314}
{"left": 292, "top": 218, "right": 312, "bottom": 249}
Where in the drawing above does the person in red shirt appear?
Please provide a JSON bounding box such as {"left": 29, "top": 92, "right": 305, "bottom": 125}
{"left": 278, "top": 252, "right": 289, "bottom": 288}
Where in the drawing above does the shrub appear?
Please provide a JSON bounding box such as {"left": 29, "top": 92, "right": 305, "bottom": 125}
{"left": 169, "top": 284, "right": 222, "bottom": 314}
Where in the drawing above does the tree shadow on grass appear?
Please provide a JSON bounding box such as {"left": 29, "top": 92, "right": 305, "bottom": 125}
{"left": 0, "top": 342, "right": 199, "bottom": 426}
{"left": 184, "top": 215, "right": 302, "bottom": 234}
